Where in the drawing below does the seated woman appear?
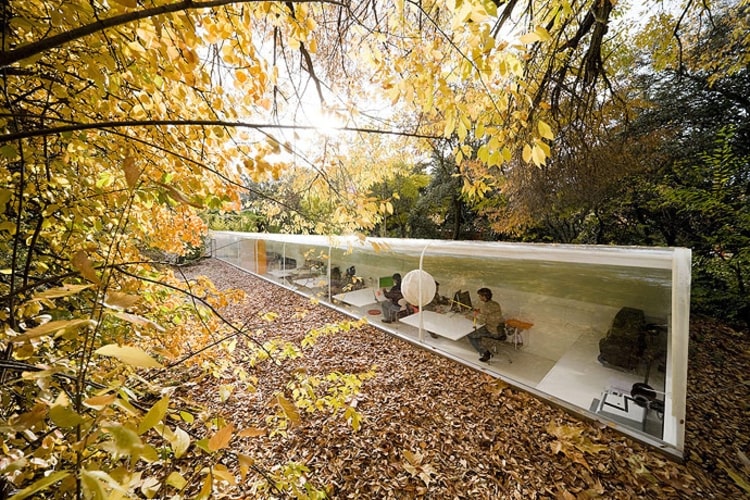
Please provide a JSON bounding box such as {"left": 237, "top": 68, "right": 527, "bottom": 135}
{"left": 343, "top": 265, "right": 365, "bottom": 291}
{"left": 423, "top": 281, "right": 450, "bottom": 312}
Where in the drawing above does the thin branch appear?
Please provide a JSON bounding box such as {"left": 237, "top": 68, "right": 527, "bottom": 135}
{"left": 0, "top": 0, "right": 347, "bottom": 68}
{"left": 0, "top": 117, "right": 440, "bottom": 143}
{"left": 113, "top": 264, "right": 282, "bottom": 369}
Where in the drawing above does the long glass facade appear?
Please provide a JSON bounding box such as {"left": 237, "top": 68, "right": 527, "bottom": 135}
{"left": 210, "top": 231, "right": 691, "bottom": 458}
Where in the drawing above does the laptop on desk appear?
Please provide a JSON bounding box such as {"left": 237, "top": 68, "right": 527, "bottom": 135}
{"left": 378, "top": 276, "right": 394, "bottom": 288}
{"left": 373, "top": 276, "right": 395, "bottom": 303}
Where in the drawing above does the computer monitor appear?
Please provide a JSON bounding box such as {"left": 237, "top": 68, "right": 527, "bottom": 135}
{"left": 451, "top": 290, "right": 472, "bottom": 312}
{"left": 379, "top": 276, "right": 394, "bottom": 288}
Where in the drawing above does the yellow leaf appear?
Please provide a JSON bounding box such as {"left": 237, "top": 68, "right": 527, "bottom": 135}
{"left": 157, "top": 182, "right": 204, "bottom": 209}
{"left": 532, "top": 144, "right": 546, "bottom": 166}
{"left": 80, "top": 470, "right": 107, "bottom": 500}
{"left": 719, "top": 461, "right": 750, "bottom": 493}
{"left": 237, "top": 454, "right": 254, "bottom": 481}
{"left": 0, "top": 221, "right": 16, "bottom": 235}
{"left": 0, "top": 188, "right": 12, "bottom": 212}
{"left": 502, "top": 146, "right": 512, "bottom": 162}
{"left": 260, "top": 311, "right": 278, "bottom": 322}
{"left": 102, "top": 291, "right": 140, "bottom": 310}
{"left": 103, "top": 424, "right": 144, "bottom": 456}
{"left": 72, "top": 250, "right": 101, "bottom": 285}
{"left": 49, "top": 404, "right": 85, "bottom": 428}
{"left": 276, "top": 394, "right": 301, "bottom": 426}
{"left": 7, "top": 471, "right": 69, "bottom": 500}
{"left": 109, "top": 311, "right": 165, "bottom": 332}
{"left": 111, "top": 0, "right": 137, "bottom": 8}
{"left": 476, "top": 121, "right": 486, "bottom": 138}
{"left": 238, "top": 426, "right": 266, "bottom": 438}
{"left": 519, "top": 32, "right": 541, "bottom": 44}
{"left": 166, "top": 471, "right": 187, "bottom": 490}
{"left": 536, "top": 138, "right": 551, "bottom": 157}
{"left": 196, "top": 473, "right": 212, "bottom": 500}
{"left": 485, "top": 150, "right": 497, "bottom": 167}
{"left": 33, "top": 284, "right": 93, "bottom": 300}
{"left": 208, "top": 423, "right": 234, "bottom": 452}
{"left": 538, "top": 120, "right": 555, "bottom": 140}
{"left": 522, "top": 144, "right": 532, "bottom": 163}
{"left": 219, "top": 384, "right": 233, "bottom": 402}
{"left": 534, "top": 25, "right": 552, "bottom": 42}
{"left": 443, "top": 114, "right": 456, "bottom": 137}
{"left": 95, "top": 344, "right": 163, "bottom": 368}
{"left": 170, "top": 426, "right": 191, "bottom": 458}
{"left": 83, "top": 394, "right": 117, "bottom": 410}
{"left": 138, "top": 396, "right": 169, "bottom": 435}
{"left": 122, "top": 156, "right": 139, "bottom": 189}
{"left": 12, "top": 319, "right": 93, "bottom": 343}
{"left": 212, "top": 464, "right": 236, "bottom": 485}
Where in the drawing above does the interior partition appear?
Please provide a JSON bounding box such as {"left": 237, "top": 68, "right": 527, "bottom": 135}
{"left": 209, "top": 231, "right": 691, "bottom": 459}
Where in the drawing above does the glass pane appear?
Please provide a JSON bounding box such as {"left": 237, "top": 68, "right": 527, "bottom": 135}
{"left": 211, "top": 231, "right": 688, "bottom": 457}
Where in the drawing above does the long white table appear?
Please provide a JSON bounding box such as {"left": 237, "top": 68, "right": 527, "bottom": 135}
{"left": 293, "top": 277, "right": 328, "bottom": 289}
{"left": 332, "top": 287, "right": 382, "bottom": 308}
{"left": 399, "top": 310, "right": 483, "bottom": 341}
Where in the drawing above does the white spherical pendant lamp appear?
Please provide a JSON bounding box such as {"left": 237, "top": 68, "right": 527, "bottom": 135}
{"left": 401, "top": 269, "right": 437, "bottom": 308}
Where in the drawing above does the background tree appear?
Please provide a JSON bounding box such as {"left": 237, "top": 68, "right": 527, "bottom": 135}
{"left": 369, "top": 163, "right": 430, "bottom": 238}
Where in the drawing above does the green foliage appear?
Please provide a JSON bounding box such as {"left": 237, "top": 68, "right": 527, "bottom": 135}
{"left": 369, "top": 163, "right": 431, "bottom": 238}
{"left": 585, "top": 127, "right": 750, "bottom": 326}
{"left": 2, "top": 0, "right": 749, "bottom": 496}
{"left": 667, "top": 129, "right": 750, "bottom": 326}
{"left": 202, "top": 210, "right": 266, "bottom": 233}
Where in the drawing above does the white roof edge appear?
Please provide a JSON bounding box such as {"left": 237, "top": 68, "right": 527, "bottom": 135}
{"left": 210, "top": 232, "right": 681, "bottom": 269}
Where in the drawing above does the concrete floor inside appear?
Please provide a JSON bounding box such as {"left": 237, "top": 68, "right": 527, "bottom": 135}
{"left": 317, "top": 288, "right": 668, "bottom": 442}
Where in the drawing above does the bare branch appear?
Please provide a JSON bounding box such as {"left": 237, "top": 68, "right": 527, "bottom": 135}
{"left": 0, "top": 117, "right": 441, "bottom": 143}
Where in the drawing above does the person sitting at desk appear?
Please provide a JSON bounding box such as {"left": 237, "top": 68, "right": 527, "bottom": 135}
{"left": 380, "top": 273, "right": 403, "bottom": 324}
{"left": 330, "top": 267, "right": 344, "bottom": 295}
{"left": 344, "top": 265, "right": 365, "bottom": 291}
{"left": 424, "top": 281, "right": 450, "bottom": 312}
{"left": 467, "top": 287, "right": 506, "bottom": 362}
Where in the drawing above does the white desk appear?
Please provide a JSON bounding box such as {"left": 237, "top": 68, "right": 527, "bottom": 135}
{"left": 399, "top": 310, "right": 483, "bottom": 341}
{"left": 332, "top": 287, "right": 381, "bottom": 308}
{"left": 293, "top": 277, "right": 328, "bottom": 289}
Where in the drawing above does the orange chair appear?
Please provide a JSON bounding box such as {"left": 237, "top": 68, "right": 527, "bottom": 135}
{"left": 505, "top": 318, "right": 534, "bottom": 349}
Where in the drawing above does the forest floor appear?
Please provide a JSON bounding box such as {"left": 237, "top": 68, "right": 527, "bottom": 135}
{"left": 177, "top": 258, "right": 750, "bottom": 499}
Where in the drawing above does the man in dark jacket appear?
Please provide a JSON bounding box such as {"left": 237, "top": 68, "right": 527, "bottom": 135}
{"left": 380, "top": 273, "right": 403, "bottom": 323}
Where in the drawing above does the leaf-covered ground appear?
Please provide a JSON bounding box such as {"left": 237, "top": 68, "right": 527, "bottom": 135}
{"left": 177, "top": 258, "right": 750, "bottom": 499}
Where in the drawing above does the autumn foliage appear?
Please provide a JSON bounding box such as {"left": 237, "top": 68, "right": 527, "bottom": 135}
{"left": 2, "top": 0, "right": 749, "bottom": 497}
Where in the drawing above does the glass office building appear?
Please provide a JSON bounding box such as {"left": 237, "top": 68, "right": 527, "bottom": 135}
{"left": 211, "top": 231, "right": 691, "bottom": 459}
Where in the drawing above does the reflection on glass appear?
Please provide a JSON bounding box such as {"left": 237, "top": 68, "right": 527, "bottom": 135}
{"left": 210, "top": 232, "right": 688, "bottom": 458}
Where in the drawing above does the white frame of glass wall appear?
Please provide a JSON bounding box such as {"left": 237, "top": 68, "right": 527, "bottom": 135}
{"left": 210, "top": 231, "right": 691, "bottom": 459}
